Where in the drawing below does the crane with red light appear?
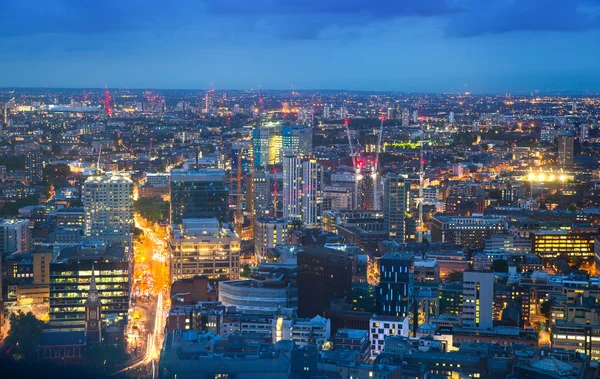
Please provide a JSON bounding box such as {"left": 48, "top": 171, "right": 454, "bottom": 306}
{"left": 344, "top": 117, "right": 385, "bottom": 210}
{"left": 103, "top": 85, "right": 113, "bottom": 116}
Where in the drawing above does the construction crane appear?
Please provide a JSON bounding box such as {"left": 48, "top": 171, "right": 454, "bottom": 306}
{"left": 103, "top": 85, "right": 113, "bottom": 116}
{"left": 417, "top": 124, "right": 427, "bottom": 243}
{"left": 344, "top": 117, "right": 386, "bottom": 210}
{"left": 236, "top": 152, "right": 243, "bottom": 235}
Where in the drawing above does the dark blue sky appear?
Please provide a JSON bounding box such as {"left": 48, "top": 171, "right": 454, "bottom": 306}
{"left": 1, "top": 0, "right": 600, "bottom": 93}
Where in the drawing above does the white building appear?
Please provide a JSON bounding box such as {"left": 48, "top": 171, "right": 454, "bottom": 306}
{"left": 272, "top": 315, "right": 330, "bottom": 347}
{"left": 369, "top": 316, "right": 409, "bottom": 357}
{"left": 0, "top": 219, "right": 31, "bottom": 255}
{"left": 462, "top": 271, "right": 494, "bottom": 329}
{"left": 282, "top": 154, "right": 323, "bottom": 228}
{"left": 254, "top": 217, "right": 288, "bottom": 264}
{"left": 83, "top": 172, "right": 134, "bottom": 240}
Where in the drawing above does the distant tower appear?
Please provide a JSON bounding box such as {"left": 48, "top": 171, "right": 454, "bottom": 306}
{"left": 557, "top": 133, "right": 574, "bottom": 169}
{"left": 449, "top": 112, "right": 455, "bottom": 124}
{"left": 402, "top": 109, "right": 409, "bottom": 128}
{"left": 85, "top": 267, "right": 102, "bottom": 345}
{"left": 323, "top": 106, "right": 330, "bottom": 119}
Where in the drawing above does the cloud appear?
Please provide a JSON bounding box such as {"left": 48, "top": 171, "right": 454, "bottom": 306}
{"left": 445, "top": 0, "right": 600, "bottom": 37}
{"left": 0, "top": 0, "right": 599, "bottom": 43}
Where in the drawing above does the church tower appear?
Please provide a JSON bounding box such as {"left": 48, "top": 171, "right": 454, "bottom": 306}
{"left": 85, "top": 265, "right": 102, "bottom": 345}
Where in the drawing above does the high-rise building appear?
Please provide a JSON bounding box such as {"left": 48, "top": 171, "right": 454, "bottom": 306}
{"left": 323, "top": 106, "right": 330, "bottom": 119}
{"left": 448, "top": 111, "right": 455, "bottom": 124}
{"left": 462, "top": 271, "right": 494, "bottom": 329}
{"left": 383, "top": 174, "right": 409, "bottom": 242}
{"left": 254, "top": 217, "right": 288, "bottom": 264}
{"left": 340, "top": 106, "right": 348, "bottom": 119}
{"left": 580, "top": 124, "right": 590, "bottom": 141}
{"left": 283, "top": 154, "right": 304, "bottom": 222}
{"left": 25, "top": 151, "right": 43, "bottom": 183}
{"left": 297, "top": 247, "right": 352, "bottom": 318}
{"left": 0, "top": 218, "right": 32, "bottom": 255}
{"left": 169, "top": 218, "right": 240, "bottom": 282}
{"left": 83, "top": 172, "right": 134, "bottom": 241}
{"left": 401, "top": 109, "right": 409, "bottom": 128}
{"left": 412, "top": 110, "right": 418, "bottom": 123}
{"left": 253, "top": 170, "right": 273, "bottom": 216}
{"left": 557, "top": 133, "right": 574, "bottom": 168}
{"left": 252, "top": 123, "right": 282, "bottom": 167}
{"left": 282, "top": 125, "right": 312, "bottom": 157}
{"left": 170, "top": 168, "right": 229, "bottom": 225}
{"left": 387, "top": 108, "right": 394, "bottom": 120}
{"left": 252, "top": 124, "right": 312, "bottom": 167}
{"left": 377, "top": 253, "right": 414, "bottom": 318}
{"left": 283, "top": 154, "right": 323, "bottom": 227}
{"left": 302, "top": 157, "right": 323, "bottom": 228}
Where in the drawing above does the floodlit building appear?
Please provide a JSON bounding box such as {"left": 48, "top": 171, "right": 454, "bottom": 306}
{"left": 169, "top": 218, "right": 240, "bottom": 282}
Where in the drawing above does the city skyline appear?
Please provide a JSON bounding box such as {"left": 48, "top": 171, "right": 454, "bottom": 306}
{"left": 2, "top": 0, "right": 600, "bottom": 93}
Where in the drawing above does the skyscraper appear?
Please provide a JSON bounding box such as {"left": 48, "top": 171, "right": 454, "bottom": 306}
{"left": 83, "top": 172, "right": 134, "bottom": 240}
{"left": 377, "top": 252, "right": 414, "bottom": 318}
{"left": 25, "top": 151, "right": 43, "bottom": 183}
{"left": 301, "top": 157, "right": 323, "bottom": 228}
{"left": 297, "top": 246, "right": 352, "bottom": 318}
{"left": 383, "top": 174, "right": 409, "bottom": 242}
{"left": 283, "top": 154, "right": 304, "bottom": 222}
{"left": 462, "top": 271, "right": 494, "bottom": 329}
{"left": 557, "top": 133, "right": 574, "bottom": 168}
{"left": 283, "top": 154, "right": 323, "bottom": 228}
{"left": 252, "top": 124, "right": 312, "bottom": 167}
{"left": 323, "top": 106, "right": 330, "bottom": 119}
{"left": 170, "top": 168, "right": 229, "bottom": 225}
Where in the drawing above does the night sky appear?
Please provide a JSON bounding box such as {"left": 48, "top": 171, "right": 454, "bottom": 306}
{"left": 1, "top": 0, "right": 600, "bottom": 93}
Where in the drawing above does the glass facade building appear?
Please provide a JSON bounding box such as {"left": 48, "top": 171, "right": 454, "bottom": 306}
{"left": 170, "top": 169, "right": 229, "bottom": 225}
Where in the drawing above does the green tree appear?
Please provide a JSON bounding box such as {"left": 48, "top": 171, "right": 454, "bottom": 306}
{"left": 541, "top": 300, "right": 552, "bottom": 320}
{"left": 446, "top": 270, "right": 463, "bottom": 282}
{"left": 134, "top": 197, "right": 169, "bottom": 223}
{"left": 491, "top": 259, "right": 509, "bottom": 273}
{"left": 0, "top": 195, "right": 40, "bottom": 216}
{"left": 4, "top": 311, "right": 45, "bottom": 360}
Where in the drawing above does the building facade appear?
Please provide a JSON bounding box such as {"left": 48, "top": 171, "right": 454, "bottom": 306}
{"left": 170, "top": 169, "right": 229, "bottom": 225}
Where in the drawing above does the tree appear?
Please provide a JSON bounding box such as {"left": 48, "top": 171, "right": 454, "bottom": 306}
{"left": 491, "top": 259, "right": 509, "bottom": 273}
{"left": 541, "top": 300, "right": 552, "bottom": 320}
{"left": 446, "top": 270, "right": 463, "bottom": 282}
{"left": 4, "top": 311, "right": 45, "bottom": 360}
{"left": 134, "top": 197, "right": 169, "bottom": 223}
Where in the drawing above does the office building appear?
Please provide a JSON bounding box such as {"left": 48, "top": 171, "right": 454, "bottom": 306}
{"left": 484, "top": 233, "right": 532, "bottom": 254}
{"left": 170, "top": 168, "right": 229, "bottom": 225}
{"left": 219, "top": 278, "right": 298, "bottom": 316}
{"left": 252, "top": 123, "right": 279, "bottom": 167}
{"left": 254, "top": 217, "right": 288, "bottom": 264}
{"left": 49, "top": 241, "right": 130, "bottom": 328}
{"left": 0, "top": 218, "right": 32, "bottom": 255}
{"left": 25, "top": 151, "right": 43, "bottom": 183}
{"left": 169, "top": 218, "right": 240, "bottom": 282}
{"left": 557, "top": 133, "right": 574, "bottom": 169}
{"left": 377, "top": 253, "right": 414, "bottom": 318}
{"left": 297, "top": 246, "right": 352, "bottom": 318}
{"left": 533, "top": 231, "right": 594, "bottom": 263}
{"left": 282, "top": 125, "right": 312, "bottom": 156}
{"left": 462, "top": 271, "right": 494, "bottom": 329}
{"left": 83, "top": 172, "right": 134, "bottom": 240}
{"left": 383, "top": 174, "right": 410, "bottom": 242}
{"left": 430, "top": 215, "right": 506, "bottom": 249}
{"left": 283, "top": 154, "right": 323, "bottom": 228}
{"left": 253, "top": 170, "right": 273, "bottom": 216}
